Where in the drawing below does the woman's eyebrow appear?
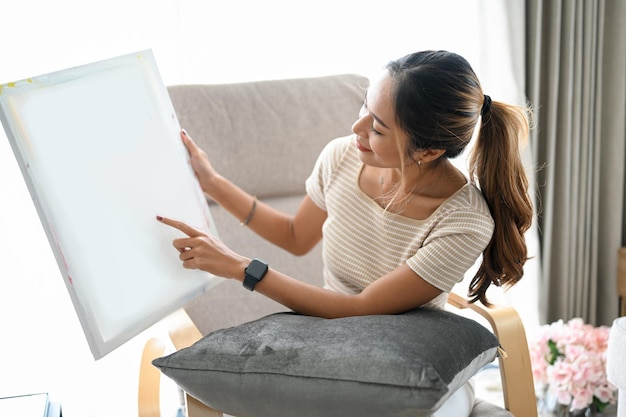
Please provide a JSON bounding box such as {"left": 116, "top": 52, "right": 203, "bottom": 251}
{"left": 364, "top": 91, "right": 390, "bottom": 130}
{"left": 371, "top": 112, "right": 390, "bottom": 129}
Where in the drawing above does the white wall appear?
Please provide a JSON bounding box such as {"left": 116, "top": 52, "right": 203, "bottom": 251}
{"left": 0, "top": 1, "right": 536, "bottom": 416}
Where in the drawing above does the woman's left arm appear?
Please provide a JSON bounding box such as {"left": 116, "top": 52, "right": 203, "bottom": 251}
{"left": 255, "top": 264, "right": 442, "bottom": 318}
{"left": 156, "top": 215, "right": 441, "bottom": 318}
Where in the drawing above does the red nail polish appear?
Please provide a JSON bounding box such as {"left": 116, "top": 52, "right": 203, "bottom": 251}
{"left": 156, "top": 215, "right": 163, "bottom": 221}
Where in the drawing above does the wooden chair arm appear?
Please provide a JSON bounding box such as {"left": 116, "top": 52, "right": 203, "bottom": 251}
{"left": 138, "top": 309, "right": 224, "bottom": 417}
{"left": 166, "top": 309, "right": 204, "bottom": 351}
{"left": 138, "top": 337, "right": 167, "bottom": 417}
{"left": 447, "top": 292, "right": 537, "bottom": 417}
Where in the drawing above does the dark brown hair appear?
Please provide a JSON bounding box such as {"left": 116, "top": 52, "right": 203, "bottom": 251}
{"left": 386, "top": 50, "right": 533, "bottom": 304}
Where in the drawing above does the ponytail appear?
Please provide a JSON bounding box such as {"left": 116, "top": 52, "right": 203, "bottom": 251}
{"left": 386, "top": 50, "right": 534, "bottom": 304}
{"left": 467, "top": 101, "right": 534, "bottom": 305}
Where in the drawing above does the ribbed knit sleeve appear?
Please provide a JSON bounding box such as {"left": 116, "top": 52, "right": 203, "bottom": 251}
{"left": 305, "top": 135, "right": 353, "bottom": 211}
{"left": 405, "top": 195, "right": 494, "bottom": 293}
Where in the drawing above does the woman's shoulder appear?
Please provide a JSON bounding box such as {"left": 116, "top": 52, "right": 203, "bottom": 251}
{"left": 448, "top": 181, "right": 489, "bottom": 208}
{"left": 439, "top": 183, "right": 494, "bottom": 224}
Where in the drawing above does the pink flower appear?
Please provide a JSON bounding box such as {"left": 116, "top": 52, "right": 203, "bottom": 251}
{"left": 570, "top": 386, "right": 593, "bottom": 411}
{"left": 529, "top": 318, "right": 618, "bottom": 410}
{"left": 595, "top": 382, "right": 617, "bottom": 403}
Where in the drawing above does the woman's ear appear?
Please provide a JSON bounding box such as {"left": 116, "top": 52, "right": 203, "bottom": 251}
{"left": 414, "top": 148, "right": 446, "bottom": 164}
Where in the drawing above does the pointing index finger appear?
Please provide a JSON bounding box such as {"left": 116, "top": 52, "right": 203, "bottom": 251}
{"left": 156, "top": 215, "right": 204, "bottom": 237}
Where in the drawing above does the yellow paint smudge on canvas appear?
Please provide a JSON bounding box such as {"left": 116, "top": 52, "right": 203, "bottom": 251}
{"left": 0, "top": 79, "right": 35, "bottom": 95}
{"left": 0, "top": 82, "right": 16, "bottom": 95}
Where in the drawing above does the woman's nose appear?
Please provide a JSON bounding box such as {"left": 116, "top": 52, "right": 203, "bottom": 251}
{"left": 352, "top": 107, "right": 370, "bottom": 135}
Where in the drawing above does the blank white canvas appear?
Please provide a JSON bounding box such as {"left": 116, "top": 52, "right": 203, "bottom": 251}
{"left": 0, "top": 50, "right": 221, "bottom": 359}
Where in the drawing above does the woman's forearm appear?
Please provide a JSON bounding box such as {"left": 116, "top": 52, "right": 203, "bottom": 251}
{"left": 182, "top": 130, "right": 323, "bottom": 255}
{"left": 250, "top": 268, "right": 366, "bottom": 318}
{"left": 205, "top": 174, "right": 261, "bottom": 226}
{"left": 204, "top": 175, "right": 323, "bottom": 255}
{"left": 247, "top": 265, "right": 441, "bottom": 319}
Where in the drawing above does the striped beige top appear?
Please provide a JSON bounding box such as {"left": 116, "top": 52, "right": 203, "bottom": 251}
{"left": 305, "top": 135, "right": 494, "bottom": 309}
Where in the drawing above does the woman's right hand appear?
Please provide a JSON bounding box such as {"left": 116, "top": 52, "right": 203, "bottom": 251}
{"left": 181, "top": 130, "right": 219, "bottom": 196}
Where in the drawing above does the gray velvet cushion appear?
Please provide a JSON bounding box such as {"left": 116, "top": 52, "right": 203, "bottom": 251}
{"left": 153, "top": 308, "right": 500, "bottom": 417}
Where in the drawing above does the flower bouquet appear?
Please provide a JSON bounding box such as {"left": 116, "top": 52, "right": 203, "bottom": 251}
{"left": 530, "top": 318, "right": 617, "bottom": 414}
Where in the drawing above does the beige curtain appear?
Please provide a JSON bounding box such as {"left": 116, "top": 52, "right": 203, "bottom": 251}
{"left": 526, "top": 0, "right": 626, "bottom": 325}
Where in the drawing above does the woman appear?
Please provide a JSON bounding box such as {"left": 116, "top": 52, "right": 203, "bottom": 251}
{"left": 157, "top": 50, "right": 533, "bottom": 415}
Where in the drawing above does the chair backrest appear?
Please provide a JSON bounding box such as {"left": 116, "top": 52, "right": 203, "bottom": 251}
{"left": 167, "top": 74, "right": 368, "bottom": 199}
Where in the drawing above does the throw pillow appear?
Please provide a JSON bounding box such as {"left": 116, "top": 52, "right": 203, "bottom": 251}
{"left": 153, "top": 308, "right": 500, "bottom": 417}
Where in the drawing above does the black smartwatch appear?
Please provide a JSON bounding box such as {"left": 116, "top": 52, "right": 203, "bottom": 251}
{"left": 243, "top": 258, "right": 269, "bottom": 291}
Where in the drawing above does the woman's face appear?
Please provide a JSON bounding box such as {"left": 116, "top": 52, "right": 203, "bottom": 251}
{"left": 352, "top": 70, "right": 408, "bottom": 168}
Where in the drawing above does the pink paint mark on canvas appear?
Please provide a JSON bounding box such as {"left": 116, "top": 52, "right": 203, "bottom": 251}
{"left": 68, "top": 276, "right": 73, "bottom": 285}
{"left": 49, "top": 225, "right": 70, "bottom": 272}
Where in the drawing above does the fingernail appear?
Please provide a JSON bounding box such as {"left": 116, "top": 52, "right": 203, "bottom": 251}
{"left": 181, "top": 129, "right": 188, "bottom": 136}
{"left": 156, "top": 215, "right": 163, "bottom": 221}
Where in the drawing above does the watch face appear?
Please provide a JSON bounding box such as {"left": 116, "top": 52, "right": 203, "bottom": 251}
{"left": 247, "top": 259, "right": 268, "bottom": 279}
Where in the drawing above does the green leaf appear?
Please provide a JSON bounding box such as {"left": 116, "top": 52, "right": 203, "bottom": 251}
{"left": 593, "top": 397, "right": 608, "bottom": 412}
{"left": 547, "top": 339, "right": 563, "bottom": 365}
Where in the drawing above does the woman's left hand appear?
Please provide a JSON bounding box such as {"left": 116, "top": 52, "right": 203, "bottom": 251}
{"left": 156, "top": 215, "right": 249, "bottom": 280}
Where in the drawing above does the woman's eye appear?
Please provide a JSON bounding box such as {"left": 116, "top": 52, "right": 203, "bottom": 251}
{"left": 370, "top": 127, "right": 382, "bottom": 136}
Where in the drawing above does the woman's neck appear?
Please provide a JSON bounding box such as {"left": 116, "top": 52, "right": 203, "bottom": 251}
{"left": 378, "top": 160, "right": 455, "bottom": 198}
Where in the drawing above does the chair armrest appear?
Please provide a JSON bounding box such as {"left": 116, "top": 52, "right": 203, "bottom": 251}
{"left": 166, "top": 309, "right": 204, "bottom": 351}
{"left": 138, "top": 337, "right": 168, "bottom": 417}
{"left": 138, "top": 309, "right": 224, "bottom": 417}
{"left": 447, "top": 292, "right": 537, "bottom": 417}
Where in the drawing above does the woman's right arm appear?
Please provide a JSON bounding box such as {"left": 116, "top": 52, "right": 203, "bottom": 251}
{"left": 181, "top": 130, "right": 325, "bottom": 255}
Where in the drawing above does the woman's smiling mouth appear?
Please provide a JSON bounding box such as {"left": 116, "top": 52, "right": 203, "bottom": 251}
{"left": 355, "top": 138, "right": 372, "bottom": 152}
